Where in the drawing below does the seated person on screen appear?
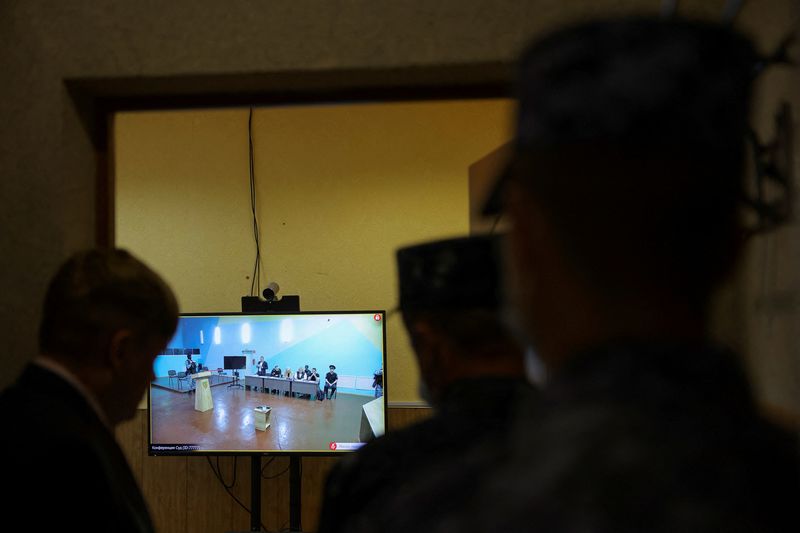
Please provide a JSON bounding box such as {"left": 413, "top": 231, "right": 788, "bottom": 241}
{"left": 309, "top": 368, "right": 321, "bottom": 401}
{"left": 294, "top": 367, "right": 307, "bottom": 397}
{"left": 304, "top": 364, "right": 312, "bottom": 379}
{"left": 0, "top": 249, "right": 178, "bottom": 533}
{"left": 317, "top": 235, "right": 535, "bottom": 533}
{"left": 324, "top": 365, "right": 338, "bottom": 399}
{"left": 284, "top": 367, "right": 293, "bottom": 395}
{"left": 269, "top": 365, "right": 282, "bottom": 393}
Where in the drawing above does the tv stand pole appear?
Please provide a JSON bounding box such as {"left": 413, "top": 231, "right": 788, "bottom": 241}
{"left": 289, "top": 456, "right": 302, "bottom": 532}
{"left": 250, "top": 455, "right": 261, "bottom": 532}
{"left": 228, "top": 371, "right": 244, "bottom": 389}
{"left": 245, "top": 455, "right": 303, "bottom": 532}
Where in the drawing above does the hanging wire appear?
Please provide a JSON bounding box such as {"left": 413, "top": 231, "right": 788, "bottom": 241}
{"left": 248, "top": 107, "right": 265, "bottom": 296}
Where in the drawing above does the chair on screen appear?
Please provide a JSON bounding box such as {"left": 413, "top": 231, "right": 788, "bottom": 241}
{"left": 167, "top": 370, "right": 177, "bottom": 388}
{"left": 177, "top": 371, "right": 190, "bottom": 390}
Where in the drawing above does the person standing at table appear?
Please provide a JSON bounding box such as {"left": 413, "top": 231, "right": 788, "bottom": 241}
{"left": 256, "top": 356, "right": 267, "bottom": 376}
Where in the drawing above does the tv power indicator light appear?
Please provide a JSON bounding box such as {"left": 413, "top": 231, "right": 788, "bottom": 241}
{"left": 329, "top": 442, "right": 365, "bottom": 451}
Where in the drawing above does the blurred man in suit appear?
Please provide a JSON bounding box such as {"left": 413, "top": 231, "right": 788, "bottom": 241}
{"left": 342, "top": 17, "right": 799, "bottom": 533}
{"left": 317, "top": 235, "right": 536, "bottom": 533}
{"left": 0, "top": 249, "right": 178, "bottom": 532}
{"left": 471, "top": 17, "right": 799, "bottom": 533}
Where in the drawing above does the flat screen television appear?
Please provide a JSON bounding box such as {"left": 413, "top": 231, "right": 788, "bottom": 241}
{"left": 148, "top": 311, "right": 387, "bottom": 455}
{"left": 223, "top": 355, "right": 247, "bottom": 370}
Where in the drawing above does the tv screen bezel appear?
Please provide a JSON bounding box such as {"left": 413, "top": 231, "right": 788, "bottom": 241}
{"left": 147, "top": 310, "right": 388, "bottom": 456}
{"left": 223, "top": 355, "right": 247, "bottom": 370}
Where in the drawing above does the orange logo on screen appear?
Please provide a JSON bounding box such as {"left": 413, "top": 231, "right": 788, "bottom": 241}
{"left": 373, "top": 314, "right": 382, "bottom": 322}
{"left": 329, "top": 442, "right": 338, "bottom": 450}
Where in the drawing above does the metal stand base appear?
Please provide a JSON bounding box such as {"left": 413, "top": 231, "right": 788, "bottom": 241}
{"left": 227, "top": 456, "right": 304, "bottom": 533}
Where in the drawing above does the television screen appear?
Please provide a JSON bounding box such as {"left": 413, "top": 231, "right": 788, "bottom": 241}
{"left": 148, "top": 311, "right": 387, "bottom": 455}
{"left": 223, "top": 355, "right": 247, "bottom": 370}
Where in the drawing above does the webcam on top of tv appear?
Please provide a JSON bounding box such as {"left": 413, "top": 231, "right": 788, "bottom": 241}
{"left": 241, "top": 282, "right": 301, "bottom": 313}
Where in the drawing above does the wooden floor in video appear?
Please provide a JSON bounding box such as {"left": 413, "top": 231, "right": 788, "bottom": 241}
{"left": 150, "top": 386, "right": 373, "bottom": 451}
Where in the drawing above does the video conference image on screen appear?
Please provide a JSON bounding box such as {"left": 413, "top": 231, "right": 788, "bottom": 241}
{"left": 148, "top": 312, "right": 386, "bottom": 454}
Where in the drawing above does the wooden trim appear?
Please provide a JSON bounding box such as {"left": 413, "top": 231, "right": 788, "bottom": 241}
{"left": 81, "top": 61, "right": 512, "bottom": 266}
{"left": 95, "top": 113, "right": 115, "bottom": 247}
{"left": 388, "top": 401, "right": 430, "bottom": 408}
{"left": 68, "top": 62, "right": 512, "bottom": 150}
{"left": 469, "top": 141, "right": 514, "bottom": 234}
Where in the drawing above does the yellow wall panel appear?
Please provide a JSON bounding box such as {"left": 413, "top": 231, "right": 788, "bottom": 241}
{"left": 115, "top": 99, "right": 513, "bottom": 402}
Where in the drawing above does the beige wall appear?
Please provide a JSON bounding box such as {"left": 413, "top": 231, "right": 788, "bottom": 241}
{"left": 0, "top": 0, "right": 719, "bottom": 389}
{"left": 4, "top": 0, "right": 797, "bottom": 414}
{"left": 115, "top": 99, "right": 514, "bottom": 402}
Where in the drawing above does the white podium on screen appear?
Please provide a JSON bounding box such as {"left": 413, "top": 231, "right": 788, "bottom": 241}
{"left": 190, "top": 371, "right": 214, "bottom": 412}
{"left": 359, "top": 397, "right": 385, "bottom": 442}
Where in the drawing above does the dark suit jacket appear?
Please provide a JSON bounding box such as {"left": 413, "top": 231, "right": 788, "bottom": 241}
{"left": 0, "top": 364, "right": 155, "bottom": 532}
{"left": 379, "top": 343, "right": 800, "bottom": 533}
{"left": 317, "top": 377, "right": 537, "bottom": 533}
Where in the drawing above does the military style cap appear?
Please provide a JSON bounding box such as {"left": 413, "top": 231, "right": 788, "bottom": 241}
{"left": 397, "top": 235, "right": 502, "bottom": 312}
{"left": 483, "top": 17, "right": 756, "bottom": 215}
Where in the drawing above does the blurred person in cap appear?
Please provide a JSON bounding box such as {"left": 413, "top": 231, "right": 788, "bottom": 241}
{"left": 466, "top": 16, "right": 799, "bottom": 532}
{"left": 316, "top": 234, "right": 536, "bottom": 533}
{"left": 0, "top": 249, "right": 178, "bottom": 532}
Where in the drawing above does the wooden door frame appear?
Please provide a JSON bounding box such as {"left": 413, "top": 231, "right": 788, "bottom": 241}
{"left": 64, "top": 62, "right": 513, "bottom": 247}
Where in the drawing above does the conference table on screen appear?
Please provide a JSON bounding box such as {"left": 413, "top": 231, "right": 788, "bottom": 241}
{"left": 244, "top": 375, "right": 320, "bottom": 398}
